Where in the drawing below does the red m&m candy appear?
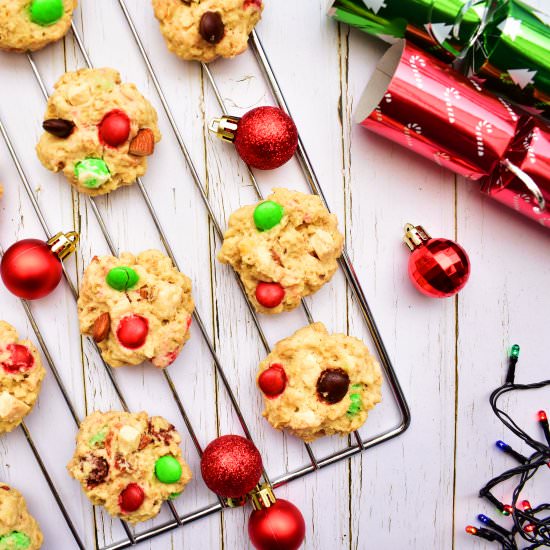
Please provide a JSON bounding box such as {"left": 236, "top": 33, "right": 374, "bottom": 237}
{"left": 119, "top": 483, "right": 145, "bottom": 513}
{"left": 116, "top": 315, "right": 148, "bottom": 349}
{"left": 255, "top": 282, "right": 285, "bottom": 308}
{"left": 258, "top": 364, "right": 287, "bottom": 398}
{"left": 98, "top": 110, "right": 131, "bottom": 147}
{"left": 2, "top": 344, "right": 34, "bottom": 374}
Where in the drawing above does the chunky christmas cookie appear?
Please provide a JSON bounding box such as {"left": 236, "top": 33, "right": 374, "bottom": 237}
{"left": 218, "top": 188, "right": 344, "bottom": 314}
{"left": 0, "top": 484, "right": 43, "bottom": 549}
{"left": 257, "top": 323, "right": 382, "bottom": 442}
{"left": 78, "top": 251, "right": 194, "bottom": 368}
{"left": 0, "top": 0, "right": 76, "bottom": 53}
{"left": 0, "top": 321, "right": 45, "bottom": 434}
{"left": 152, "top": 0, "right": 263, "bottom": 63}
{"left": 36, "top": 68, "right": 161, "bottom": 196}
{"left": 67, "top": 411, "right": 192, "bottom": 523}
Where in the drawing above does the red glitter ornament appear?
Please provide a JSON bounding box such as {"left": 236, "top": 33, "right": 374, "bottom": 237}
{"left": 200, "top": 435, "right": 263, "bottom": 498}
{"left": 210, "top": 107, "right": 298, "bottom": 170}
{"left": 116, "top": 315, "right": 149, "bottom": 349}
{"left": 1, "top": 344, "right": 34, "bottom": 374}
{"left": 403, "top": 224, "right": 470, "bottom": 298}
{"left": 119, "top": 483, "right": 145, "bottom": 513}
{"left": 255, "top": 282, "right": 285, "bottom": 309}
{"left": 249, "top": 499, "right": 306, "bottom": 550}
{"left": 0, "top": 233, "right": 79, "bottom": 300}
{"left": 98, "top": 110, "right": 131, "bottom": 147}
{"left": 258, "top": 364, "right": 287, "bottom": 398}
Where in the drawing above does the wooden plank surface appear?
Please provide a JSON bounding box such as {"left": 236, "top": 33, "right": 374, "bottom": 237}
{"left": 0, "top": 1, "right": 548, "bottom": 548}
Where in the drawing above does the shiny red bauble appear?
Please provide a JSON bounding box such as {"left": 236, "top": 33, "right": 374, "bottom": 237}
{"left": 116, "top": 315, "right": 149, "bottom": 349}
{"left": 258, "top": 364, "right": 287, "bottom": 398}
{"left": 1, "top": 238, "right": 63, "bottom": 300}
{"left": 200, "top": 435, "right": 263, "bottom": 498}
{"left": 235, "top": 107, "right": 298, "bottom": 170}
{"left": 1, "top": 344, "right": 35, "bottom": 374}
{"left": 408, "top": 237, "right": 470, "bottom": 298}
{"left": 98, "top": 110, "right": 131, "bottom": 147}
{"left": 256, "top": 282, "right": 285, "bottom": 308}
{"left": 249, "top": 499, "right": 306, "bottom": 550}
{"left": 119, "top": 483, "right": 145, "bottom": 513}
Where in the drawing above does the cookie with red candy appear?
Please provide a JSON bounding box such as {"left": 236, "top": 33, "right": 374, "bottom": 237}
{"left": 67, "top": 411, "right": 192, "bottom": 523}
{"left": 0, "top": 321, "right": 45, "bottom": 434}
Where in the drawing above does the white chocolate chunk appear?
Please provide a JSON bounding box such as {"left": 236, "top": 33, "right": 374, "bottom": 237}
{"left": 118, "top": 425, "right": 141, "bottom": 452}
{"left": 0, "top": 391, "right": 30, "bottom": 422}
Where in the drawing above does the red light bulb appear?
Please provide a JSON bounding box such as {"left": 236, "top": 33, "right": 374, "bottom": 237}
{"left": 538, "top": 410, "right": 548, "bottom": 422}
{"left": 465, "top": 526, "right": 477, "bottom": 535}
{"left": 522, "top": 500, "right": 532, "bottom": 511}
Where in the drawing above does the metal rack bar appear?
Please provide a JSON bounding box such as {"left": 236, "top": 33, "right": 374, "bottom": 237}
{"left": 0, "top": 3, "right": 412, "bottom": 547}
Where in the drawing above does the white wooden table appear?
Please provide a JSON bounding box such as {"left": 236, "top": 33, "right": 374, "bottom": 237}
{"left": 0, "top": 1, "right": 548, "bottom": 548}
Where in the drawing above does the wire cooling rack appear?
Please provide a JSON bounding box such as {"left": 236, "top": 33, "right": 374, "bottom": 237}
{"left": 0, "top": 3, "right": 410, "bottom": 548}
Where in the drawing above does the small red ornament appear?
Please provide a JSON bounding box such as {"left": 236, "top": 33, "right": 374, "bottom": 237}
{"left": 1, "top": 344, "right": 35, "bottom": 374}
{"left": 98, "top": 110, "right": 131, "bottom": 147}
{"left": 119, "top": 483, "right": 145, "bottom": 513}
{"left": 255, "top": 282, "right": 285, "bottom": 309}
{"left": 258, "top": 364, "right": 287, "bottom": 398}
{"left": 403, "top": 223, "right": 470, "bottom": 298}
{"left": 210, "top": 106, "right": 298, "bottom": 170}
{"left": 200, "top": 435, "right": 263, "bottom": 498}
{"left": 116, "top": 314, "right": 149, "bottom": 349}
{"left": 249, "top": 499, "right": 306, "bottom": 550}
{"left": 0, "top": 232, "right": 78, "bottom": 300}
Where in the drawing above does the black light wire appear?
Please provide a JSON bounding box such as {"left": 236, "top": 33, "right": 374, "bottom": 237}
{"left": 466, "top": 346, "right": 550, "bottom": 549}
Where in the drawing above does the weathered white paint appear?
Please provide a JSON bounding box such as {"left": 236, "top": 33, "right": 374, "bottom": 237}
{"left": 0, "top": 1, "right": 548, "bottom": 548}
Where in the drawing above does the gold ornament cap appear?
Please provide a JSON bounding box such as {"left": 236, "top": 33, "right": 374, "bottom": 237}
{"left": 249, "top": 483, "right": 276, "bottom": 511}
{"left": 209, "top": 115, "right": 240, "bottom": 143}
{"left": 403, "top": 223, "right": 431, "bottom": 251}
{"left": 47, "top": 231, "right": 79, "bottom": 260}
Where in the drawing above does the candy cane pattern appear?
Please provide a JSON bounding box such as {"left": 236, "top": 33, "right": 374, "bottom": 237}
{"left": 444, "top": 87, "right": 461, "bottom": 123}
{"left": 475, "top": 120, "right": 493, "bottom": 157}
{"left": 468, "top": 78, "right": 483, "bottom": 92}
{"left": 523, "top": 127, "right": 540, "bottom": 164}
{"left": 404, "top": 123, "right": 422, "bottom": 147}
{"left": 409, "top": 55, "right": 426, "bottom": 89}
{"left": 497, "top": 97, "right": 518, "bottom": 122}
{"left": 433, "top": 151, "right": 450, "bottom": 166}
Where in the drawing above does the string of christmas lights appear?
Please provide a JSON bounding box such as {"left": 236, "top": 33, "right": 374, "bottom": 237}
{"left": 465, "top": 345, "right": 550, "bottom": 549}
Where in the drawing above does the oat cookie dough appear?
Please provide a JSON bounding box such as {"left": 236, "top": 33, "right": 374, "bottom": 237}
{"left": 78, "top": 250, "right": 194, "bottom": 368}
{"left": 36, "top": 68, "right": 161, "bottom": 196}
{"left": 0, "top": 484, "right": 43, "bottom": 549}
{"left": 257, "top": 323, "right": 382, "bottom": 442}
{"left": 0, "top": 0, "right": 76, "bottom": 53}
{"left": 218, "top": 188, "right": 344, "bottom": 314}
{"left": 152, "top": 0, "right": 263, "bottom": 63}
{"left": 0, "top": 321, "right": 45, "bottom": 434}
{"left": 67, "top": 411, "right": 192, "bottom": 523}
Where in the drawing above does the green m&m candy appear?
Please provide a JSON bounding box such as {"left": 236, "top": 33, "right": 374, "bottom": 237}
{"left": 253, "top": 201, "right": 284, "bottom": 231}
{"left": 106, "top": 266, "right": 139, "bottom": 291}
{"left": 0, "top": 531, "right": 31, "bottom": 550}
{"left": 29, "top": 0, "right": 64, "bottom": 26}
{"left": 168, "top": 491, "right": 182, "bottom": 500}
{"left": 88, "top": 425, "right": 108, "bottom": 448}
{"left": 155, "top": 455, "right": 182, "bottom": 484}
{"left": 74, "top": 158, "right": 111, "bottom": 189}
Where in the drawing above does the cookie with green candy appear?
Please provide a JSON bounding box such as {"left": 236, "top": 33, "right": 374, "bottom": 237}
{"left": 0, "top": 485, "right": 43, "bottom": 550}
{"left": 36, "top": 68, "right": 161, "bottom": 196}
{"left": 0, "top": 0, "right": 76, "bottom": 53}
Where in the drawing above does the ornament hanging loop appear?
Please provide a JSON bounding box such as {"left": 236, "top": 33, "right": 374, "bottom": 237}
{"left": 47, "top": 231, "right": 79, "bottom": 260}
{"left": 209, "top": 115, "right": 240, "bottom": 143}
{"left": 403, "top": 223, "right": 431, "bottom": 251}
{"left": 250, "top": 483, "right": 276, "bottom": 511}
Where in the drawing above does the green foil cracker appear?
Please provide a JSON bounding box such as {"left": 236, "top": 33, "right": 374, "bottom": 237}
{"left": 472, "top": 0, "right": 550, "bottom": 115}
{"left": 327, "top": 0, "right": 485, "bottom": 58}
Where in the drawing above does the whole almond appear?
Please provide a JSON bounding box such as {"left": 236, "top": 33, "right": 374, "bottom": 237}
{"left": 43, "top": 118, "right": 75, "bottom": 138}
{"left": 93, "top": 312, "right": 111, "bottom": 342}
{"left": 129, "top": 128, "right": 155, "bottom": 157}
